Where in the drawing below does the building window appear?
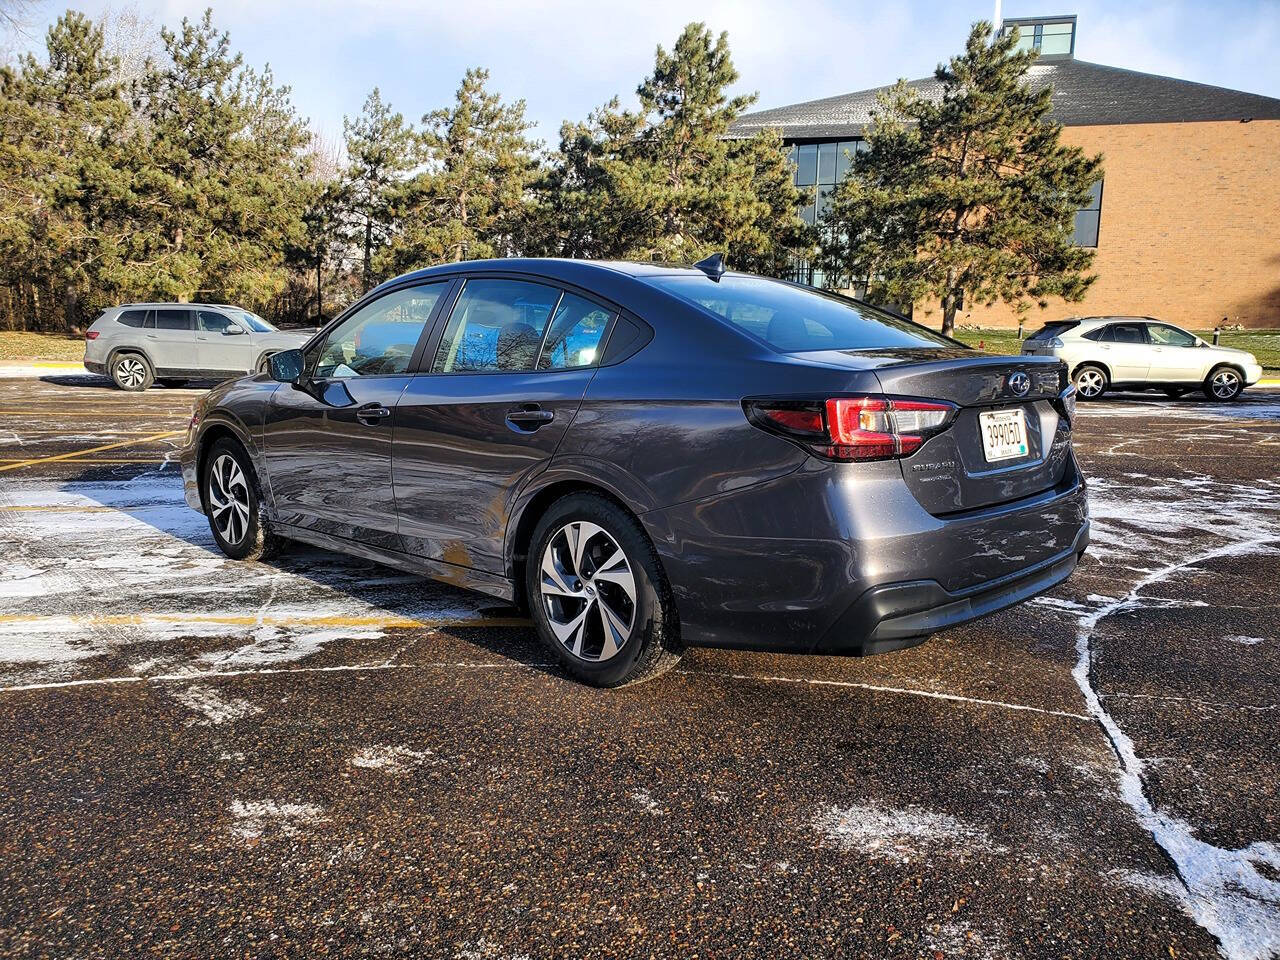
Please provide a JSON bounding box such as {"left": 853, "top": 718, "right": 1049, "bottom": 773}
{"left": 789, "top": 139, "right": 861, "bottom": 227}
{"left": 1073, "top": 180, "right": 1103, "bottom": 247}
{"left": 1001, "top": 18, "right": 1076, "bottom": 57}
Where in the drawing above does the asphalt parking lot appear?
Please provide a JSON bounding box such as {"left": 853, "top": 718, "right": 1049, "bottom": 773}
{"left": 1, "top": 373, "right": 1278, "bottom": 959}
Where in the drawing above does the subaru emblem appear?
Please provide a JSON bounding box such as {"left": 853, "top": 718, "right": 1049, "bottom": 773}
{"left": 1008, "top": 371, "right": 1031, "bottom": 396}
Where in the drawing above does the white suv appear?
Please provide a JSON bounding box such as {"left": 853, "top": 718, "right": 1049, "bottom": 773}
{"left": 1021, "top": 316, "right": 1263, "bottom": 401}
{"left": 84, "top": 304, "right": 313, "bottom": 391}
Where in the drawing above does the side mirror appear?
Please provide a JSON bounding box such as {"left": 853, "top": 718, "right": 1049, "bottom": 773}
{"left": 223, "top": 325, "right": 245, "bottom": 336}
{"left": 268, "top": 348, "right": 305, "bottom": 383}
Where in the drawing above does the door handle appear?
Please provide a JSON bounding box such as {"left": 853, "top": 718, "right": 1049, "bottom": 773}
{"left": 506, "top": 404, "right": 555, "bottom": 431}
{"left": 355, "top": 402, "right": 392, "bottom": 424}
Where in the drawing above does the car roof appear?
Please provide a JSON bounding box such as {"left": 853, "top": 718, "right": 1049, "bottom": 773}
{"left": 113, "top": 302, "right": 244, "bottom": 310}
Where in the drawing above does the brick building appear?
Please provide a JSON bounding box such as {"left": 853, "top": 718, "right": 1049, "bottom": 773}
{"left": 729, "top": 14, "right": 1280, "bottom": 330}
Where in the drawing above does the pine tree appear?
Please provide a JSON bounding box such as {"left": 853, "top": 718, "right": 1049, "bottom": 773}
{"left": 343, "top": 88, "right": 415, "bottom": 288}
{"left": 382, "top": 68, "right": 539, "bottom": 275}
{"left": 530, "top": 22, "right": 809, "bottom": 269}
{"left": 818, "top": 22, "right": 1103, "bottom": 335}
{"left": 0, "top": 12, "right": 133, "bottom": 330}
{"left": 127, "top": 10, "right": 311, "bottom": 307}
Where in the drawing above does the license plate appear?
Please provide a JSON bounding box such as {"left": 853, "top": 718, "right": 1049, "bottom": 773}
{"left": 979, "top": 409, "right": 1029, "bottom": 462}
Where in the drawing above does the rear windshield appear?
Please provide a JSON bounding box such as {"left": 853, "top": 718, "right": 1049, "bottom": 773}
{"left": 647, "top": 275, "right": 956, "bottom": 353}
{"left": 1027, "top": 321, "right": 1080, "bottom": 341}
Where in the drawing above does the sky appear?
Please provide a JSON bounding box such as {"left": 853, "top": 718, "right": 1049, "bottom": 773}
{"left": 10, "top": 0, "right": 1280, "bottom": 147}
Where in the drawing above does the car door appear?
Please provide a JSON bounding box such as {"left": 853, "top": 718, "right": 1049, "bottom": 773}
{"left": 145, "top": 308, "right": 197, "bottom": 371}
{"left": 195, "top": 308, "right": 254, "bottom": 374}
{"left": 1097, "top": 321, "right": 1150, "bottom": 382}
{"left": 262, "top": 280, "right": 454, "bottom": 550}
{"left": 1145, "top": 322, "right": 1203, "bottom": 382}
{"left": 394, "top": 276, "right": 615, "bottom": 574}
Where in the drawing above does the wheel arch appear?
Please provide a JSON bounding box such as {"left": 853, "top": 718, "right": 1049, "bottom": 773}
{"left": 1206, "top": 361, "right": 1247, "bottom": 381}
{"left": 1072, "top": 359, "right": 1111, "bottom": 382}
{"left": 106, "top": 344, "right": 156, "bottom": 371}
{"left": 506, "top": 479, "right": 642, "bottom": 612}
{"left": 195, "top": 419, "right": 260, "bottom": 512}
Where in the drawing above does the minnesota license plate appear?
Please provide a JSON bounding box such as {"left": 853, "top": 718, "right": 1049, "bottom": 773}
{"left": 979, "top": 409, "right": 1028, "bottom": 462}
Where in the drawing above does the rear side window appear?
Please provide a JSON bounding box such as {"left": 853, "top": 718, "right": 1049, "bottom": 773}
{"left": 647, "top": 275, "right": 955, "bottom": 352}
{"left": 116, "top": 309, "right": 149, "bottom": 328}
{"left": 1027, "top": 321, "right": 1079, "bottom": 342}
{"left": 1103, "top": 323, "right": 1146, "bottom": 344}
{"left": 154, "top": 308, "right": 193, "bottom": 331}
{"left": 1080, "top": 327, "right": 1105, "bottom": 341}
{"left": 538, "top": 293, "right": 613, "bottom": 370}
{"left": 433, "top": 279, "right": 561, "bottom": 373}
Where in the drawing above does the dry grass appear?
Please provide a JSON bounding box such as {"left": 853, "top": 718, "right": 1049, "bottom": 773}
{"left": 0, "top": 331, "right": 86, "bottom": 363}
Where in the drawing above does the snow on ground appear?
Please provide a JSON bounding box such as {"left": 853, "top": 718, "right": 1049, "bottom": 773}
{"left": 227, "top": 799, "right": 327, "bottom": 839}
{"left": 169, "top": 684, "right": 262, "bottom": 726}
{"left": 813, "top": 802, "right": 997, "bottom": 864}
{"left": 350, "top": 745, "right": 436, "bottom": 773}
{"left": 0, "top": 475, "right": 489, "bottom": 684}
{"left": 1062, "top": 463, "right": 1280, "bottom": 960}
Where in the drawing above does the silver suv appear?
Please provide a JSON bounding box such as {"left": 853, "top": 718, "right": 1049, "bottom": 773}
{"left": 84, "top": 304, "right": 313, "bottom": 391}
{"left": 1021, "top": 316, "right": 1263, "bottom": 401}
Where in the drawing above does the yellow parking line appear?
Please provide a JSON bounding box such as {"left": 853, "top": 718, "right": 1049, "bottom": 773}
{"left": 0, "top": 612, "right": 531, "bottom": 630}
{"left": 0, "top": 431, "right": 181, "bottom": 473}
{"left": 0, "top": 458, "right": 167, "bottom": 465}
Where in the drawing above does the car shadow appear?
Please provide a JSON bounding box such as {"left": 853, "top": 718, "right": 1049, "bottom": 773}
{"left": 56, "top": 460, "right": 555, "bottom": 677}
{"left": 39, "top": 374, "right": 222, "bottom": 391}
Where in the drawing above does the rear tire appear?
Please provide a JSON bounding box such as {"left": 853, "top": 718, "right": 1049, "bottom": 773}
{"left": 111, "top": 352, "right": 154, "bottom": 392}
{"left": 1072, "top": 364, "right": 1108, "bottom": 400}
{"left": 525, "top": 493, "right": 681, "bottom": 687}
{"left": 1204, "top": 366, "right": 1243, "bottom": 401}
{"left": 200, "top": 438, "right": 283, "bottom": 562}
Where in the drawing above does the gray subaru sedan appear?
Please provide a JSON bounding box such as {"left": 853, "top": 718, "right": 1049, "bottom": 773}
{"left": 179, "top": 258, "right": 1088, "bottom": 687}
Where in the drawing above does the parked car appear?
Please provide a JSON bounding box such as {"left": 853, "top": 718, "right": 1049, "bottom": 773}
{"left": 83, "top": 303, "right": 314, "bottom": 391}
{"left": 1020, "top": 316, "right": 1263, "bottom": 400}
{"left": 180, "top": 258, "right": 1088, "bottom": 687}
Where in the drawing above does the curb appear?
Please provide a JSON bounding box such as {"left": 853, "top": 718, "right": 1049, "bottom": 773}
{"left": 0, "top": 362, "right": 93, "bottom": 378}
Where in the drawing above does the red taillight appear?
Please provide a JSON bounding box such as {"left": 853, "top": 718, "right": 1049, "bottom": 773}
{"left": 746, "top": 396, "right": 956, "bottom": 462}
{"left": 85, "top": 330, "right": 99, "bottom": 340}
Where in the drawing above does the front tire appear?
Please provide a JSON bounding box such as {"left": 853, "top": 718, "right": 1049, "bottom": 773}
{"left": 1072, "top": 364, "right": 1108, "bottom": 400}
{"left": 111, "top": 352, "right": 154, "bottom": 391}
{"left": 1204, "top": 366, "right": 1243, "bottom": 401}
{"left": 525, "top": 493, "right": 681, "bottom": 687}
{"left": 200, "top": 438, "right": 283, "bottom": 561}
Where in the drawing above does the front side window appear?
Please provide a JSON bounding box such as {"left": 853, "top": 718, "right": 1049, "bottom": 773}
{"left": 648, "top": 274, "right": 956, "bottom": 353}
{"left": 154, "top": 308, "right": 193, "bottom": 331}
{"left": 538, "top": 294, "right": 613, "bottom": 370}
{"left": 433, "top": 279, "right": 560, "bottom": 373}
{"left": 312, "top": 283, "right": 446, "bottom": 379}
{"left": 1147, "top": 323, "right": 1197, "bottom": 347}
{"left": 238, "top": 311, "right": 275, "bottom": 333}
{"left": 197, "top": 310, "right": 236, "bottom": 334}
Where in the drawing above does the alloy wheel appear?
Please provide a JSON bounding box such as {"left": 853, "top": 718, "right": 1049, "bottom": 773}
{"left": 115, "top": 357, "right": 147, "bottom": 389}
{"left": 1210, "top": 369, "right": 1241, "bottom": 400}
{"left": 207, "top": 453, "right": 251, "bottom": 545}
{"left": 539, "top": 521, "right": 636, "bottom": 662}
{"left": 1075, "top": 368, "right": 1105, "bottom": 398}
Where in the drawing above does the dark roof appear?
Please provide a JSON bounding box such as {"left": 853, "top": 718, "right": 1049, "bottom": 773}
{"left": 729, "top": 58, "right": 1280, "bottom": 140}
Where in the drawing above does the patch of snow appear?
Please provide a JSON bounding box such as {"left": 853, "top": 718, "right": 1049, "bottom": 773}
{"left": 1226, "top": 636, "right": 1265, "bottom": 646}
{"left": 923, "top": 919, "right": 1006, "bottom": 959}
{"left": 350, "top": 744, "right": 435, "bottom": 773}
{"left": 228, "top": 799, "right": 325, "bottom": 839}
{"left": 630, "top": 789, "right": 664, "bottom": 816}
{"left": 169, "top": 684, "right": 261, "bottom": 726}
{"left": 454, "top": 940, "right": 532, "bottom": 960}
{"left": 813, "top": 801, "right": 996, "bottom": 864}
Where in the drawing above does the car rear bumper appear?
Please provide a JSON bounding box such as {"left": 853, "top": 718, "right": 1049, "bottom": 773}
{"left": 642, "top": 455, "right": 1089, "bottom": 656}
{"left": 85, "top": 361, "right": 106, "bottom": 375}
{"left": 813, "top": 524, "right": 1087, "bottom": 655}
